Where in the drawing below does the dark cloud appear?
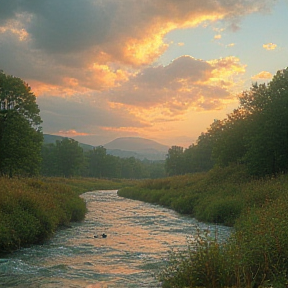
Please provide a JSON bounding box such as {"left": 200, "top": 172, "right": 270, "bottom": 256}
{"left": 37, "top": 94, "right": 147, "bottom": 134}
{"left": 0, "top": 0, "right": 20, "bottom": 25}
{"left": 1, "top": 0, "right": 275, "bottom": 62}
{"left": 25, "top": 1, "right": 112, "bottom": 54}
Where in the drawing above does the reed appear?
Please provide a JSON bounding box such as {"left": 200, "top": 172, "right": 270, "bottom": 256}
{"left": 118, "top": 165, "right": 288, "bottom": 287}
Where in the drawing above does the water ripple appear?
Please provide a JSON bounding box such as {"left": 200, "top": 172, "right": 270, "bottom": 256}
{"left": 0, "top": 190, "right": 232, "bottom": 287}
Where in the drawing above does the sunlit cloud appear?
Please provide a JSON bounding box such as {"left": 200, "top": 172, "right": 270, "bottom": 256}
{"left": 56, "top": 130, "right": 90, "bottom": 137}
{"left": 263, "top": 42, "right": 277, "bottom": 50}
{"left": 252, "top": 71, "right": 273, "bottom": 80}
{"left": 104, "top": 55, "right": 246, "bottom": 126}
{"left": 0, "top": 0, "right": 279, "bottom": 145}
{"left": 0, "top": 0, "right": 274, "bottom": 90}
{"left": 214, "top": 34, "right": 222, "bottom": 39}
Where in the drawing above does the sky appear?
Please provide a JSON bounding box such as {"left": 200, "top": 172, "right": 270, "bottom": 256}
{"left": 0, "top": 0, "right": 287, "bottom": 147}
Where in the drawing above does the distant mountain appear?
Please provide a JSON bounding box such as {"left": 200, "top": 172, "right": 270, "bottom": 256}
{"left": 43, "top": 135, "right": 169, "bottom": 161}
{"left": 104, "top": 137, "right": 169, "bottom": 152}
{"left": 104, "top": 137, "right": 169, "bottom": 161}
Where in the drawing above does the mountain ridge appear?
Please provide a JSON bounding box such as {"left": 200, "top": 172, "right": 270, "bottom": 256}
{"left": 43, "top": 134, "right": 168, "bottom": 160}
{"left": 103, "top": 137, "right": 169, "bottom": 152}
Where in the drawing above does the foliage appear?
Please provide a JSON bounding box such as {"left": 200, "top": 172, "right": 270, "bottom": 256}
{"left": 164, "top": 67, "right": 288, "bottom": 178}
{"left": 165, "top": 146, "right": 185, "bottom": 176}
{"left": 41, "top": 141, "right": 165, "bottom": 179}
{"left": 119, "top": 164, "right": 251, "bottom": 226}
{"left": 137, "top": 170, "right": 288, "bottom": 288}
{"left": 0, "top": 177, "right": 87, "bottom": 253}
{"left": 0, "top": 70, "right": 43, "bottom": 177}
{"left": 41, "top": 176, "right": 139, "bottom": 194}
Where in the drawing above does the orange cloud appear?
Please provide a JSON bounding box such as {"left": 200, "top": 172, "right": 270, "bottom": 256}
{"left": 80, "top": 64, "right": 130, "bottom": 90}
{"left": 0, "top": 0, "right": 274, "bottom": 95}
{"left": 252, "top": 71, "right": 273, "bottom": 80}
{"left": 207, "top": 56, "right": 246, "bottom": 88}
{"left": 263, "top": 43, "right": 277, "bottom": 50}
{"left": 104, "top": 55, "right": 246, "bottom": 127}
{"left": 56, "top": 130, "right": 90, "bottom": 137}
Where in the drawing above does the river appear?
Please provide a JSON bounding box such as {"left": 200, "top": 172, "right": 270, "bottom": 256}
{"left": 0, "top": 190, "right": 232, "bottom": 288}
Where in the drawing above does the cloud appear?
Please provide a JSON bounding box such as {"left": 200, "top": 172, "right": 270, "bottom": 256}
{"left": 37, "top": 94, "right": 148, "bottom": 135}
{"left": 0, "top": 0, "right": 275, "bottom": 145}
{"left": 214, "top": 34, "right": 222, "bottom": 39}
{"left": 252, "top": 71, "right": 273, "bottom": 80}
{"left": 56, "top": 130, "right": 90, "bottom": 137}
{"left": 263, "top": 43, "right": 277, "bottom": 50}
{"left": 0, "top": 0, "right": 275, "bottom": 72}
{"left": 106, "top": 55, "right": 246, "bottom": 121}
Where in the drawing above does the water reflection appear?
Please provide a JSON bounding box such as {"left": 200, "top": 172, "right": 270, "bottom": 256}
{"left": 0, "top": 190, "right": 231, "bottom": 287}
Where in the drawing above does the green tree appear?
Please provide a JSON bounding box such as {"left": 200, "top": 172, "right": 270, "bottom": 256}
{"left": 241, "top": 69, "right": 288, "bottom": 176}
{"left": 0, "top": 71, "right": 42, "bottom": 176}
{"left": 165, "top": 146, "right": 184, "bottom": 176}
{"left": 87, "top": 146, "right": 107, "bottom": 178}
{"left": 41, "top": 143, "right": 59, "bottom": 176}
{"left": 211, "top": 109, "right": 248, "bottom": 167}
{"left": 55, "top": 138, "right": 84, "bottom": 177}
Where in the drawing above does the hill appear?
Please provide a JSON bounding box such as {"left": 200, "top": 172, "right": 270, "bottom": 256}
{"left": 104, "top": 137, "right": 169, "bottom": 152}
{"left": 43, "top": 135, "right": 169, "bottom": 160}
{"left": 104, "top": 137, "right": 169, "bottom": 160}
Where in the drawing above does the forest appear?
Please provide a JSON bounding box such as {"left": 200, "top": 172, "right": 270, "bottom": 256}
{"left": 165, "top": 67, "right": 288, "bottom": 178}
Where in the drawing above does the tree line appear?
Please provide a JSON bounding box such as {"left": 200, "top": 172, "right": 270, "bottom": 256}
{"left": 41, "top": 140, "right": 165, "bottom": 179}
{"left": 1, "top": 67, "right": 288, "bottom": 179}
{"left": 166, "top": 67, "right": 288, "bottom": 177}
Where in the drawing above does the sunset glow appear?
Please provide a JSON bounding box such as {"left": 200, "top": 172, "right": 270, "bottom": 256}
{"left": 0, "top": 0, "right": 287, "bottom": 147}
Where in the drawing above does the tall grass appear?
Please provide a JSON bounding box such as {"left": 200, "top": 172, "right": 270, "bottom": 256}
{"left": 118, "top": 165, "right": 252, "bottom": 226}
{"left": 118, "top": 165, "right": 288, "bottom": 287}
{"left": 0, "top": 177, "right": 88, "bottom": 253}
{"left": 40, "top": 177, "right": 139, "bottom": 194}
{"left": 0, "top": 176, "right": 137, "bottom": 254}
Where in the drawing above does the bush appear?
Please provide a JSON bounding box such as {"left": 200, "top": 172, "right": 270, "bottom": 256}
{"left": 0, "top": 178, "right": 87, "bottom": 253}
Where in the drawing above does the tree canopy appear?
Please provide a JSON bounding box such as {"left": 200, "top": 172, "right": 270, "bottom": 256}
{"left": 0, "top": 70, "right": 43, "bottom": 176}
{"left": 165, "top": 67, "right": 288, "bottom": 178}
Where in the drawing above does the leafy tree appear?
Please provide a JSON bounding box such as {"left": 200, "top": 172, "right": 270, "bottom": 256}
{"left": 211, "top": 109, "right": 248, "bottom": 167}
{"left": 87, "top": 146, "right": 107, "bottom": 178}
{"left": 165, "top": 146, "right": 185, "bottom": 176}
{"left": 0, "top": 71, "right": 42, "bottom": 176}
{"left": 184, "top": 134, "right": 215, "bottom": 173}
{"left": 41, "top": 143, "right": 59, "bottom": 176}
{"left": 240, "top": 69, "right": 288, "bottom": 176}
{"left": 102, "top": 154, "right": 122, "bottom": 178}
{"left": 55, "top": 138, "right": 84, "bottom": 177}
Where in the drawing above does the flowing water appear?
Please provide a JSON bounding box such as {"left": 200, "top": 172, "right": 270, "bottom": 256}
{"left": 0, "top": 190, "right": 232, "bottom": 288}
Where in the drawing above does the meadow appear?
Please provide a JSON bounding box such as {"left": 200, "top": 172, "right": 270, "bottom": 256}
{"left": 0, "top": 177, "right": 135, "bottom": 253}
{"left": 118, "top": 165, "right": 288, "bottom": 287}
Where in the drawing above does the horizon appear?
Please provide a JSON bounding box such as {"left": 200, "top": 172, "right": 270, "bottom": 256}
{"left": 1, "top": 0, "right": 287, "bottom": 147}
{"left": 44, "top": 133, "right": 170, "bottom": 148}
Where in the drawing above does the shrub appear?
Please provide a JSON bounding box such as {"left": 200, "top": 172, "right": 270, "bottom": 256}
{"left": 0, "top": 177, "right": 87, "bottom": 253}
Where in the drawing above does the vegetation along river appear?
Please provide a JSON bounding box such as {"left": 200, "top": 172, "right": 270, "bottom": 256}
{"left": 0, "top": 190, "right": 232, "bottom": 288}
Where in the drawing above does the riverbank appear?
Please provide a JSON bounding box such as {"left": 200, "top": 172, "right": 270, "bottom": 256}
{"left": 0, "top": 177, "right": 136, "bottom": 254}
{"left": 118, "top": 165, "right": 288, "bottom": 287}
